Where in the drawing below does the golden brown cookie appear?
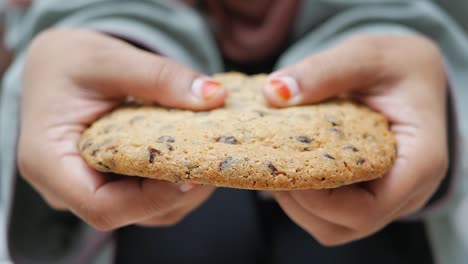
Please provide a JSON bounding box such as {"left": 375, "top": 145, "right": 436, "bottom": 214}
{"left": 79, "top": 73, "right": 396, "bottom": 190}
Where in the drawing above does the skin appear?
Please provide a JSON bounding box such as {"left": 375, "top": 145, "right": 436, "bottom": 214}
{"left": 264, "top": 35, "right": 448, "bottom": 245}
{"left": 18, "top": 29, "right": 448, "bottom": 244}
{"left": 17, "top": 29, "right": 228, "bottom": 229}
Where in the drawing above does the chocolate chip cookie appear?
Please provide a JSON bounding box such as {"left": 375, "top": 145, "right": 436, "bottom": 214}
{"left": 79, "top": 73, "right": 396, "bottom": 190}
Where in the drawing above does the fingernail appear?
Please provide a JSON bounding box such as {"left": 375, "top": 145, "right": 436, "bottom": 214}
{"left": 178, "top": 183, "right": 197, "bottom": 193}
{"left": 266, "top": 76, "right": 301, "bottom": 105}
{"left": 192, "top": 77, "right": 222, "bottom": 100}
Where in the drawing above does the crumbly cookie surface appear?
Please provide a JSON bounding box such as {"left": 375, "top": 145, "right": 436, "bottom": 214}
{"left": 79, "top": 73, "right": 396, "bottom": 190}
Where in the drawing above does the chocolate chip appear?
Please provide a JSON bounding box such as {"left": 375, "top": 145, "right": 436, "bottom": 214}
{"left": 91, "top": 148, "right": 99, "bottom": 156}
{"left": 267, "top": 162, "right": 286, "bottom": 176}
{"left": 166, "top": 144, "right": 174, "bottom": 151}
{"left": 186, "top": 163, "right": 200, "bottom": 170}
{"left": 129, "top": 116, "right": 144, "bottom": 124}
{"left": 81, "top": 141, "right": 92, "bottom": 151}
{"left": 219, "top": 157, "right": 234, "bottom": 172}
{"left": 194, "top": 111, "right": 210, "bottom": 116}
{"left": 330, "top": 128, "right": 344, "bottom": 137}
{"left": 105, "top": 145, "right": 119, "bottom": 154}
{"left": 268, "top": 162, "right": 278, "bottom": 174}
{"left": 253, "top": 110, "right": 268, "bottom": 117}
{"left": 103, "top": 124, "right": 116, "bottom": 134}
{"left": 343, "top": 144, "right": 359, "bottom": 152}
{"left": 217, "top": 135, "right": 238, "bottom": 144}
{"left": 158, "top": 136, "right": 175, "bottom": 143}
{"left": 356, "top": 158, "right": 366, "bottom": 165}
{"left": 296, "top": 136, "right": 312, "bottom": 143}
{"left": 322, "top": 153, "right": 336, "bottom": 160}
{"left": 89, "top": 138, "right": 114, "bottom": 156}
{"left": 148, "top": 147, "right": 161, "bottom": 163}
{"left": 303, "top": 147, "right": 311, "bottom": 151}
{"left": 325, "top": 117, "right": 341, "bottom": 126}
{"left": 97, "top": 162, "right": 110, "bottom": 170}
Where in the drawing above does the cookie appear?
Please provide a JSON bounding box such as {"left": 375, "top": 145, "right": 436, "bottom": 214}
{"left": 79, "top": 73, "right": 396, "bottom": 190}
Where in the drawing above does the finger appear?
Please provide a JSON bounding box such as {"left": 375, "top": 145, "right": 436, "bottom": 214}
{"left": 30, "top": 29, "right": 228, "bottom": 111}
{"left": 263, "top": 36, "right": 391, "bottom": 107}
{"left": 276, "top": 130, "right": 446, "bottom": 232}
{"left": 41, "top": 192, "right": 68, "bottom": 211}
{"left": 275, "top": 191, "right": 355, "bottom": 246}
{"left": 136, "top": 185, "right": 215, "bottom": 226}
{"left": 387, "top": 183, "right": 437, "bottom": 221}
{"left": 34, "top": 154, "right": 207, "bottom": 230}
{"left": 136, "top": 207, "right": 190, "bottom": 227}
{"left": 366, "top": 125, "right": 448, "bottom": 218}
{"left": 376, "top": 163, "right": 446, "bottom": 222}
{"left": 274, "top": 185, "right": 381, "bottom": 232}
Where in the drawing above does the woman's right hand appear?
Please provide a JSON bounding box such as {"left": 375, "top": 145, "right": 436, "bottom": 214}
{"left": 17, "top": 28, "right": 227, "bottom": 229}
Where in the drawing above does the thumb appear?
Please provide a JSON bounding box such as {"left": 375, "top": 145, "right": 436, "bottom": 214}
{"left": 263, "top": 36, "right": 387, "bottom": 107}
{"left": 68, "top": 30, "right": 227, "bottom": 111}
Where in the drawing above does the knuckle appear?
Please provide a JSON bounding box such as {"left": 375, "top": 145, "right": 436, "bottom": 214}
{"left": 149, "top": 57, "right": 173, "bottom": 92}
{"left": 346, "top": 35, "right": 383, "bottom": 52}
{"left": 345, "top": 35, "right": 386, "bottom": 74}
{"left": 140, "top": 181, "right": 182, "bottom": 214}
{"left": 88, "top": 218, "right": 117, "bottom": 231}
{"left": 410, "top": 35, "right": 445, "bottom": 73}
{"left": 137, "top": 214, "right": 184, "bottom": 227}
{"left": 158, "top": 211, "right": 186, "bottom": 226}
{"left": 86, "top": 213, "right": 117, "bottom": 231}
{"left": 43, "top": 196, "right": 68, "bottom": 211}
{"left": 27, "top": 29, "right": 75, "bottom": 64}
{"left": 28, "top": 28, "right": 117, "bottom": 81}
{"left": 16, "top": 149, "right": 32, "bottom": 180}
{"left": 436, "top": 153, "right": 449, "bottom": 177}
{"left": 75, "top": 200, "right": 117, "bottom": 231}
{"left": 29, "top": 28, "right": 63, "bottom": 50}
{"left": 145, "top": 194, "right": 178, "bottom": 214}
{"left": 313, "top": 232, "right": 353, "bottom": 247}
{"left": 407, "top": 199, "right": 428, "bottom": 215}
{"left": 137, "top": 209, "right": 186, "bottom": 227}
{"left": 353, "top": 217, "right": 377, "bottom": 234}
{"left": 305, "top": 224, "right": 356, "bottom": 247}
{"left": 427, "top": 150, "right": 449, "bottom": 182}
{"left": 410, "top": 35, "right": 441, "bottom": 56}
{"left": 16, "top": 141, "right": 38, "bottom": 182}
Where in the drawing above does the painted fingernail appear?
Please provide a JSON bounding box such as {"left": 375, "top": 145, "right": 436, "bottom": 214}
{"left": 192, "top": 77, "right": 222, "bottom": 100}
{"left": 178, "top": 183, "right": 197, "bottom": 193}
{"left": 266, "top": 76, "right": 301, "bottom": 105}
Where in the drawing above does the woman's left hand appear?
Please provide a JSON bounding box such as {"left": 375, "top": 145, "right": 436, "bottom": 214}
{"left": 263, "top": 35, "right": 448, "bottom": 246}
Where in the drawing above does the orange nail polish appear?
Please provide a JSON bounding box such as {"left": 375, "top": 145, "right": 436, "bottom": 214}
{"left": 267, "top": 76, "right": 301, "bottom": 104}
{"left": 201, "top": 80, "right": 221, "bottom": 100}
{"left": 192, "top": 77, "right": 222, "bottom": 101}
{"left": 270, "top": 79, "right": 292, "bottom": 100}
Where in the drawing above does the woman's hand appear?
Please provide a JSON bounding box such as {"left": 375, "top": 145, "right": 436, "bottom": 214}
{"left": 17, "top": 28, "right": 227, "bottom": 230}
{"left": 263, "top": 35, "right": 448, "bottom": 245}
